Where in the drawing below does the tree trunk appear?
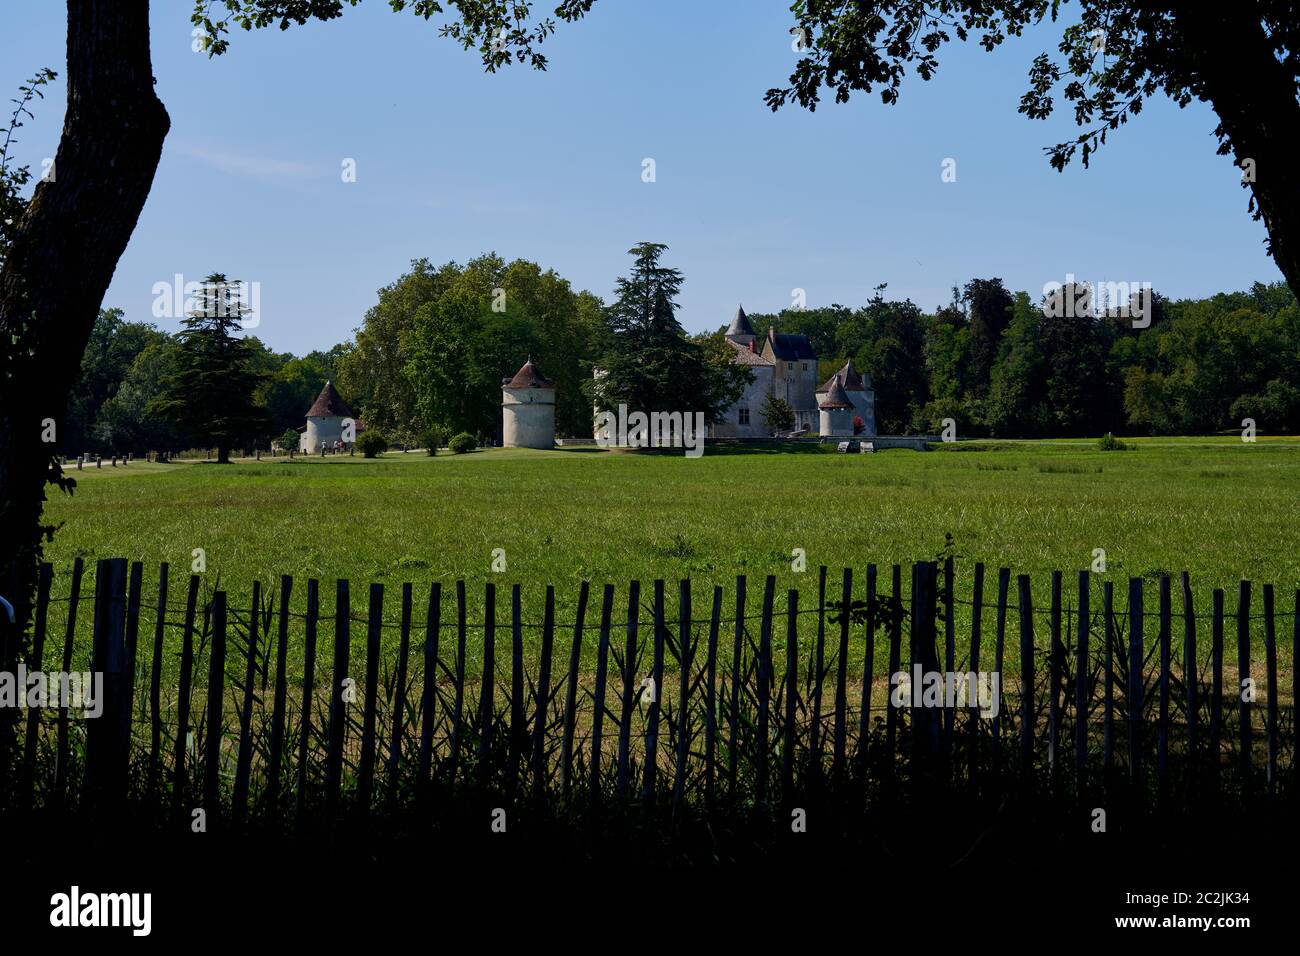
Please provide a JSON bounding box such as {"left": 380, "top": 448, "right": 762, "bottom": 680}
{"left": 0, "top": 0, "right": 169, "bottom": 641}
{"left": 1172, "top": 5, "right": 1300, "bottom": 302}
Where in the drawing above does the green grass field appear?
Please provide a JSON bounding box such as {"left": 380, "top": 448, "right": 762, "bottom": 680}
{"left": 43, "top": 436, "right": 1300, "bottom": 619}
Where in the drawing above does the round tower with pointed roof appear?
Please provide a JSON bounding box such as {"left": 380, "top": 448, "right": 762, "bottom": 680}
{"left": 300, "top": 380, "right": 356, "bottom": 453}
{"left": 814, "top": 359, "right": 876, "bottom": 436}
{"left": 725, "top": 305, "right": 757, "bottom": 349}
{"left": 502, "top": 356, "right": 556, "bottom": 449}
{"left": 818, "top": 372, "right": 856, "bottom": 437}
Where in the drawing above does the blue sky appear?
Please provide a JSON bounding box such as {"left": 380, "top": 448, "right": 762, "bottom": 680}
{"left": 1, "top": 1, "right": 1280, "bottom": 353}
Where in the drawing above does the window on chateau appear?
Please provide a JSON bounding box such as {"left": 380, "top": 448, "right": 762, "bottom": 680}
{"left": 801, "top": 363, "right": 808, "bottom": 371}
{"left": 787, "top": 362, "right": 794, "bottom": 371}
{"left": 739, "top": 407, "right": 750, "bottom": 425}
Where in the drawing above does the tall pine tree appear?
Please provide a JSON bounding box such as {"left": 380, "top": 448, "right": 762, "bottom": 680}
{"left": 588, "top": 242, "right": 747, "bottom": 424}
{"left": 151, "top": 273, "right": 270, "bottom": 462}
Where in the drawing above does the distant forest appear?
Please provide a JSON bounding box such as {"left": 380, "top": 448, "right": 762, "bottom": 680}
{"left": 64, "top": 257, "right": 1298, "bottom": 455}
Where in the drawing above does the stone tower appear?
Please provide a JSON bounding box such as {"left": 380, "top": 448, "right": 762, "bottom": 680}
{"left": 814, "top": 359, "right": 876, "bottom": 437}
{"left": 818, "top": 373, "right": 855, "bottom": 438}
{"left": 300, "top": 380, "right": 354, "bottom": 453}
{"left": 502, "top": 356, "right": 556, "bottom": 449}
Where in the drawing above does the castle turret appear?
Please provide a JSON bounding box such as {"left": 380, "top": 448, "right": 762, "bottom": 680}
{"left": 818, "top": 373, "right": 855, "bottom": 438}
{"left": 502, "top": 356, "right": 556, "bottom": 449}
{"left": 725, "top": 305, "right": 757, "bottom": 349}
{"left": 815, "top": 359, "right": 876, "bottom": 437}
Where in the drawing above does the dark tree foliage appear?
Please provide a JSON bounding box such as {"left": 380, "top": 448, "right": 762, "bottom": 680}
{"left": 589, "top": 243, "right": 749, "bottom": 425}
{"left": 767, "top": 2, "right": 1300, "bottom": 304}
{"left": 964, "top": 278, "right": 1014, "bottom": 397}
{"left": 150, "top": 274, "right": 272, "bottom": 463}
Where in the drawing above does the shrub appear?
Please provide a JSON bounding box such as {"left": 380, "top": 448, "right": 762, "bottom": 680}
{"left": 1097, "top": 432, "right": 1130, "bottom": 451}
{"left": 357, "top": 430, "right": 388, "bottom": 458}
{"left": 449, "top": 432, "right": 478, "bottom": 455}
{"left": 419, "top": 427, "right": 446, "bottom": 456}
{"left": 275, "top": 428, "right": 300, "bottom": 453}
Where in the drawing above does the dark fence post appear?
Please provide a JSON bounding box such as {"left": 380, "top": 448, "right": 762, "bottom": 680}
{"left": 561, "top": 580, "right": 589, "bottom": 799}
{"left": 727, "top": 575, "right": 745, "bottom": 796}
{"left": 781, "top": 588, "right": 798, "bottom": 806}
{"left": 531, "top": 585, "right": 555, "bottom": 798}
{"left": 388, "top": 583, "right": 415, "bottom": 803}
{"left": 357, "top": 583, "right": 383, "bottom": 811}
{"left": 1127, "top": 577, "right": 1144, "bottom": 795}
{"left": 325, "top": 579, "right": 351, "bottom": 817}
{"left": 295, "top": 579, "right": 319, "bottom": 826}
{"left": 508, "top": 584, "right": 526, "bottom": 797}
{"left": 616, "top": 580, "right": 640, "bottom": 799}
{"left": 172, "top": 574, "right": 200, "bottom": 815}
{"left": 233, "top": 580, "right": 260, "bottom": 820}
{"left": 20, "top": 563, "right": 53, "bottom": 803}
{"left": 267, "top": 574, "right": 292, "bottom": 814}
{"left": 416, "top": 582, "right": 441, "bottom": 803}
{"left": 1180, "top": 572, "right": 1196, "bottom": 791}
{"left": 447, "top": 581, "right": 467, "bottom": 784}
{"left": 992, "top": 568, "right": 1010, "bottom": 752}
{"left": 832, "top": 567, "right": 852, "bottom": 782}
{"left": 1017, "top": 574, "right": 1035, "bottom": 777}
{"left": 1236, "top": 580, "right": 1252, "bottom": 790}
{"left": 641, "top": 579, "right": 667, "bottom": 805}
{"left": 591, "top": 583, "right": 615, "bottom": 799}
{"left": 1048, "top": 570, "right": 1062, "bottom": 780}
{"left": 54, "top": 556, "right": 85, "bottom": 804}
{"left": 885, "top": 564, "right": 903, "bottom": 758}
{"left": 477, "top": 582, "right": 496, "bottom": 786}
{"left": 705, "top": 585, "right": 722, "bottom": 803}
{"left": 968, "top": 562, "right": 985, "bottom": 775}
{"left": 1075, "top": 570, "right": 1090, "bottom": 793}
{"left": 1211, "top": 588, "right": 1224, "bottom": 791}
{"left": 124, "top": 561, "right": 144, "bottom": 713}
{"left": 146, "top": 562, "right": 168, "bottom": 796}
{"left": 810, "top": 566, "right": 826, "bottom": 760}
{"left": 1157, "top": 575, "right": 1171, "bottom": 802}
{"left": 754, "top": 575, "right": 776, "bottom": 807}
{"left": 944, "top": 556, "right": 956, "bottom": 747}
{"left": 203, "top": 589, "right": 228, "bottom": 821}
{"left": 86, "top": 559, "right": 130, "bottom": 813}
{"left": 858, "top": 564, "right": 878, "bottom": 769}
{"left": 1103, "top": 581, "right": 1115, "bottom": 774}
{"left": 1263, "top": 583, "right": 1278, "bottom": 794}
{"left": 671, "top": 579, "right": 692, "bottom": 817}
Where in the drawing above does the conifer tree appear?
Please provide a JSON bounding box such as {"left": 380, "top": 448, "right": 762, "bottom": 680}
{"left": 588, "top": 242, "right": 747, "bottom": 423}
{"left": 151, "top": 273, "right": 270, "bottom": 462}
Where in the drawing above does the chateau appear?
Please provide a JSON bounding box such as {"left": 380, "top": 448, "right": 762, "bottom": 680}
{"left": 712, "top": 306, "right": 877, "bottom": 439}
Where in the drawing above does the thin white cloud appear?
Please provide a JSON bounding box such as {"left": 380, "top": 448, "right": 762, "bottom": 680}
{"left": 175, "top": 143, "right": 326, "bottom": 181}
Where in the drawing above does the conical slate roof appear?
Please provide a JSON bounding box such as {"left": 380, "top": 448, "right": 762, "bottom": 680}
{"left": 726, "top": 305, "right": 755, "bottom": 338}
{"left": 819, "top": 360, "right": 867, "bottom": 392}
{"left": 502, "top": 356, "right": 554, "bottom": 389}
{"left": 818, "top": 373, "right": 853, "bottom": 409}
{"left": 306, "top": 381, "right": 354, "bottom": 418}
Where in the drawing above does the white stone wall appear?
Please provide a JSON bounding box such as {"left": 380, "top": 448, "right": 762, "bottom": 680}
{"left": 819, "top": 406, "right": 854, "bottom": 437}
{"left": 302, "top": 416, "right": 347, "bottom": 453}
{"left": 712, "top": 365, "right": 773, "bottom": 437}
{"left": 503, "top": 387, "right": 556, "bottom": 449}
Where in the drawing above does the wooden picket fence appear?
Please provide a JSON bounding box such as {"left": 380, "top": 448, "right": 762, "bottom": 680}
{"left": 3, "top": 557, "right": 1297, "bottom": 824}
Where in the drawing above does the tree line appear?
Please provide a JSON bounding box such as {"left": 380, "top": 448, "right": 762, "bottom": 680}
{"left": 65, "top": 263, "right": 1298, "bottom": 457}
